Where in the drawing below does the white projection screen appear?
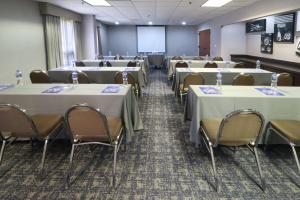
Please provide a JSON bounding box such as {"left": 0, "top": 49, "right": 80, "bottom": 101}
{"left": 137, "top": 26, "right": 166, "bottom": 53}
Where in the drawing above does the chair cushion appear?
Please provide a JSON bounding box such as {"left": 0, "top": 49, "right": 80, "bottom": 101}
{"left": 179, "top": 84, "right": 188, "bottom": 92}
{"left": 201, "top": 118, "right": 253, "bottom": 146}
{"left": 31, "top": 114, "right": 63, "bottom": 137}
{"left": 270, "top": 120, "right": 300, "bottom": 143}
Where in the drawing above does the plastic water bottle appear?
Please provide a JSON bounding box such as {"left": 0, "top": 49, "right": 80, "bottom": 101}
{"left": 72, "top": 71, "right": 78, "bottom": 85}
{"left": 271, "top": 73, "right": 278, "bottom": 89}
{"left": 116, "top": 54, "right": 120, "bottom": 60}
{"left": 205, "top": 55, "right": 209, "bottom": 61}
{"left": 216, "top": 71, "right": 222, "bottom": 89}
{"left": 256, "top": 60, "right": 261, "bottom": 69}
{"left": 226, "top": 61, "right": 230, "bottom": 68}
{"left": 122, "top": 71, "right": 128, "bottom": 84}
{"left": 109, "top": 51, "right": 112, "bottom": 56}
{"left": 188, "top": 60, "right": 192, "bottom": 69}
{"left": 16, "top": 69, "right": 23, "bottom": 85}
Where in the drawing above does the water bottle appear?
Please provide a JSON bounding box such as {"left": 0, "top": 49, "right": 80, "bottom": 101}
{"left": 16, "top": 69, "right": 23, "bottom": 85}
{"left": 116, "top": 54, "right": 119, "bottom": 60}
{"left": 109, "top": 51, "right": 112, "bottom": 56}
{"left": 72, "top": 71, "right": 78, "bottom": 85}
{"left": 271, "top": 73, "right": 278, "bottom": 89}
{"left": 122, "top": 71, "right": 128, "bottom": 84}
{"left": 188, "top": 60, "right": 192, "bottom": 69}
{"left": 226, "top": 61, "right": 230, "bottom": 68}
{"left": 256, "top": 60, "right": 261, "bottom": 69}
{"left": 216, "top": 71, "right": 222, "bottom": 89}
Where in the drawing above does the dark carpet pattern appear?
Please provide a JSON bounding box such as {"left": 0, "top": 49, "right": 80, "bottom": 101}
{"left": 0, "top": 70, "right": 300, "bottom": 199}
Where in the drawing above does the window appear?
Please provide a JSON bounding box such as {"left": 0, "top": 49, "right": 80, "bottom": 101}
{"left": 60, "top": 18, "right": 77, "bottom": 66}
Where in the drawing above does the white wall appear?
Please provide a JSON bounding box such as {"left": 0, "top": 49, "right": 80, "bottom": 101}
{"left": 0, "top": 0, "right": 46, "bottom": 84}
{"left": 199, "top": 0, "right": 300, "bottom": 60}
{"left": 82, "top": 15, "right": 97, "bottom": 59}
{"left": 221, "top": 23, "right": 246, "bottom": 60}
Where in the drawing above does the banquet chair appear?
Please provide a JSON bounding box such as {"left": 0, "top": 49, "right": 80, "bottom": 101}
{"left": 179, "top": 73, "right": 204, "bottom": 104}
{"left": 175, "top": 61, "right": 188, "bottom": 68}
{"left": 204, "top": 62, "right": 218, "bottom": 68}
{"left": 213, "top": 57, "right": 223, "bottom": 61}
{"left": 232, "top": 74, "right": 255, "bottom": 86}
{"left": 99, "top": 61, "right": 104, "bottom": 67}
{"left": 265, "top": 120, "right": 300, "bottom": 174}
{"left": 114, "top": 72, "right": 140, "bottom": 97}
{"left": 30, "top": 70, "right": 51, "bottom": 84}
{"left": 106, "top": 61, "right": 112, "bottom": 67}
{"left": 75, "top": 61, "right": 85, "bottom": 67}
{"left": 68, "top": 71, "right": 90, "bottom": 84}
{"left": 127, "top": 61, "right": 137, "bottom": 67}
{"left": 114, "top": 56, "right": 124, "bottom": 60}
{"left": 234, "top": 62, "right": 246, "bottom": 68}
{"left": 171, "top": 56, "right": 183, "bottom": 60}
{"left": 277, "top": 73, "right": 293, "bottom": 86}
{"left": 65, "top": 104, "right": 124, "bottom": 187}
{"left": 134, "top": 56, "right": 141, "bottom": 60}
{"left": 96, "top": 55, "right": 104, "bottom": 59}
{"left": 200, "top": 109, "right": 265, "bottom": 192}
{"left": 0, "top": 104, "right": 63, "bottom": 172}
{"left": 193, "top": 57, "right": 204, "bottom": 60}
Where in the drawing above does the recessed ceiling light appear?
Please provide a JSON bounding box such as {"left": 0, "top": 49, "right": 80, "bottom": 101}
{"left": 202, "top": 0, "right": 232, "bottom": 7}
{"left": 182, "top": 21, "right": 186, "bottom": 25}
{"left": 83, "top": 0, "right": 111, "bottom": 6}
{"left": 148, "top": 21, "right": 153, "bottom": 25}
{"left": 115, "top": 21, "right": 119, "bottom": 25}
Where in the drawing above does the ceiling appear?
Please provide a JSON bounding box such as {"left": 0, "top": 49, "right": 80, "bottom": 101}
{"left": 36, "top": 0, "right": 264, "bottom": 25}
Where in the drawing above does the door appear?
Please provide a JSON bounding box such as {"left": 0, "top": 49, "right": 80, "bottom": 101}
{"left": 199, "top": 29, "right": 210, "bottom": 56}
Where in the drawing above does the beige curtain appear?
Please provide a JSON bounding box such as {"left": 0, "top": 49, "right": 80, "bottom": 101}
{"left": 74, "top": 22, "right": 83, "bottom": 60}
{"left": 44, "top": 15, "right": 63, "bottom": 69}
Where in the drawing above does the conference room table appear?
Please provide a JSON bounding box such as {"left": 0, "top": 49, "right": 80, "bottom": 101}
{"left": 168, "top": 60, "right": 236, "bottom": 78}
{"left": 184, "top": 85, "right": 300, "bottom": 147}
{"left": 48, "top": 66, "right": 145, "bottom": 87}
{"left": 80, "top": 59, "right": 149, "bottom": 83}
{"left": 0, "top": 84, "right": 143, "bottom": 142}
{"left": 173, "top": 68, "right": 273, "bottom": 96}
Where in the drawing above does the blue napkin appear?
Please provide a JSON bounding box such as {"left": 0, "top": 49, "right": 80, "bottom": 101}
{"left": 0, "top": 84, "right": 14, "bottom": 91}
{"left": 200, "top": 86, "right": 221, "bottom": 95}
{"left": 42, "top": 86, "right": 66, "bottom": 94}
{"left": 102, "top": 85, "right": 120, "bottom": 93}
{"left": 256, "top": 87, "right": 284, "bottom": 96}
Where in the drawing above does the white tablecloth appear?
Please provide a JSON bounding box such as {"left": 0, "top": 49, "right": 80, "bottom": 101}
{"left": 173, "top": 68, "right": 272, "bottom": 95}
{"left": 184, "top": 85, "right": 300, "bottom": 146}
{"left": 168, "top": 60, "right": 236, "bottom": 78}
{"left": 0, "top": 84, "right": 143, "bottom": 142}
{"left": 48, "top": 67, "right": 145, "bottom": 87}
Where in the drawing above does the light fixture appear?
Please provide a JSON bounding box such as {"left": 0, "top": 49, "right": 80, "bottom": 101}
{"left": 82, "top": 0, "right": 111, "bottom": 6}
{"left": 201, "top": 0, "right": 232, "bottom": 7}
{"left": 182, "top": 21, "right": 186, "bottom": 25}
{"left": 115, "top": 21, "right": 119, "bottom": 25}
{"left": 148, "top": 21, "right": 153, "bottom": 25}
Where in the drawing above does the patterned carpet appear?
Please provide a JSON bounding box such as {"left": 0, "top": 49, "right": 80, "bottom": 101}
{"left": 0, "top": 69, "right": 300, "bottom": 199}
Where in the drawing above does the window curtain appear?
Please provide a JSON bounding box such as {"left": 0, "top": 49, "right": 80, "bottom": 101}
{"left": 74, "top": 22, "right": 83, "bottom": 60}
{"left": 60, "top": 18, "right": 76, "bottom": 66}
{"left": 44, "top": 15, "right": 63, "bottom": 69}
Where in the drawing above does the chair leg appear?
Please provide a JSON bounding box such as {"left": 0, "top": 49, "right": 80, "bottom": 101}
{"left": 112, "top": 144, "right": 118, "bottom": 186}
{"left": 0, "top": 140, "right": 6, "bottom": 166}
{"left": 290, "top": 144, "right": 300, "bottom": 174}
{"left": 67, "top": 144, "right": 75, "bottom": 185}
{"left": 254, "top": 147, "right": 265, "bottom": 191}
{"left": 40, "top": 139, "right": 48, "bottom": 172}
{"left": 209, "top": 143, "right": 220, "bottom": 192}
{"left": 180, "top": 92, "right": 183, "bottom": 104}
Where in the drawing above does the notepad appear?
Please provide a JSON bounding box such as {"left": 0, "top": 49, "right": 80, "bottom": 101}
{"left": 200, "top": 86, "right": 221, "bottom": 95}
{"left": 42, "top": 86, "right": 66, "bottom": 94}
{"left": 0, "top": 84, "right": 14, "bottom": 91}
{"left": 102, "top": 85, "right": 120, "bottom": 93}
{"left": 256, "top": 87, "right": 284, "bottom": 96}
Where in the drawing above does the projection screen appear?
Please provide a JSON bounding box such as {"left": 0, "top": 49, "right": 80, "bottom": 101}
{"left": 137, "top": 26, "right": 166, "bottom": 53}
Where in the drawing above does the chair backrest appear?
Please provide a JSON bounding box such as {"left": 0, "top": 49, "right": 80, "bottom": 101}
{"left": 75, "top": 61, "right": 85, "bottom": 67}
{"left": 114, "top": 72, "right": 136, "bottom": 85}
{"left": 0, "top": 104, "right": 38, "bottom": 138}
{"left": 277, "top": 73, "right": 293, "bottom": 86}
{"left": 65, "top": 105, "right": 113, "bottom": 144}
{"left": 127, "top": 61, "right": 137, "bottom": 67}
{"left": 204, "top": 62, "right": 218, "bottom": 68}
{"left": 234, "top": 62, "right": 246, "bottom": 68}
{"left": 213, "top": 57, "right": 223, "bottom": 61}
{"left": 183, "top": 73, "right": 205, "bottom": 89}
{"left": 232, "top": 74, "right": 255, "bottom": 86}
{"left": 134, "top": 56, "right": 141, "bottom": 60}
{"left": 175, "top": 61, "right": 188, "bottom": 68}
{"left": 193, "top": 57, "right": 204, "bottom": 60}
{"left": 68, "top": 71, "right": 90, "bottom": 84}
{"left": 215, "top": 110, "right": 264, "bottom": 146}
{"left": 106, "top": 61, "right": 112, "bottom": 67}
{"left": 171, "top": 56, "right": 182, "bottom": 60}
{"left": 114, "top": 56, "right": 124, "bottom": 60}
{"left": 99, "top": 61, "right": 104, "bottom": 67}
{"left": 96, "top": 55, "right": 104, "bottom": 59}
{"left": 30, "top": 70, "right": 51, "bottom": 83}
